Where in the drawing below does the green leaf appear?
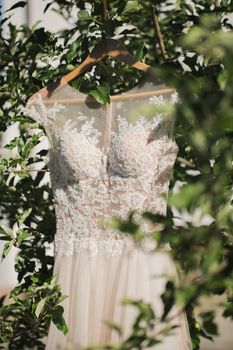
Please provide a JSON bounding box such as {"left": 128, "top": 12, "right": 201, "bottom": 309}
{"left": 50, "top": 275, "right": 58, "bottom": 289}
{"left": 44, "top": 2, "right": 53, "bottom": 13}
{"left": 77, "top": 10, "right": 91, "bottom": 22}
{"left": 0, "top": 15, "right": 13, "bottom": 26}
{"left": 32, "top": 28, "right": 49, "bottom": 45}
{"left": 122, "top": 0, "right": 143, "bottom": 14}
{"left": 66, "top": 37, "right": 83, "bottom": 63}
{"left": 161, "top": 281, "right": 175, "bottom": 321}
{"left": 199, "top": 311, "right": 218, "bottom": 336}
{"left": 222, "top": 300, "right": 233, "bottom": 319}
{"left": 103, "top": 320, "right": 122, "bottom": 335}
{"left": 18, "top": 171, "right": 29, "bottom": 179}
{"left": 177, "top": 284, "right": 198, "bottom": 307}
{"left": 4, "top": 1, "right": 27, "bottom": 13}
{"left": 35, "top": 297, "right": 46, "bottom": 318}
{"left": 17, "top": 208, "right": 32, "bottom": 225}
{"left": 56, "top": 295, "right": 69, "bottom": 305}
{"left": 191, "top": 130, "right": 207, "bottom": 151}
{"left": 0, "top": 227, "right": 14, "bottom": 240}
{"left": 218, "top": 109, "right": 233, "bottom": 131}
{"left": 69, "top": 76, "right": 84, "bottom": 90}
{"left": 0, "top": 226, "right": 11, "bottom": 240}
{"left": 135, "top": 42, "right": 146, "bottom": 60}
{"left": 16, "top": 229, "right": 31, "bottom": 244}
{"left": 218, "top": 69, "right": 228, "bottom": 90}
{"left": 88, "top": 84, "right": 110, "bottom": 105}
{"left": 52, "top": 305, "right": 68, "bottom": 335}
{"left": 1, "top": 241, "right": 14, "bottom": 262}
{"left": 169, "top": 183, "right": 204, "bottom": 210}
{"left": 203, "top": 239, "right": 222, "bottom": 274}
{"left": 104, "top": 19, "right": 116, "bottom": 37}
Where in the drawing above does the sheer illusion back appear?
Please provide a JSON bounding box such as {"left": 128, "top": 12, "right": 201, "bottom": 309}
{"left": 21, "top": 81, "right": 192, "bottom": 350}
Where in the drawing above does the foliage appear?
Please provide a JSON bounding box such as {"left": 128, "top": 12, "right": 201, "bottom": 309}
{"left": 0, "top": 274, "right": 67, "bottom": 349}
{"left": 0, "top": 0, "right": 233, "bottom": 349}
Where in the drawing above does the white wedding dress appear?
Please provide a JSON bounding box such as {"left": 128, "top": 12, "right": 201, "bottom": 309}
{"left": 22, "top": 81, "right": 192, "bottom": 350}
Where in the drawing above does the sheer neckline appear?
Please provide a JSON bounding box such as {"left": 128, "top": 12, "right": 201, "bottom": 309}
{"left": 59, "top": 79, "right": 174, "bottom": 102}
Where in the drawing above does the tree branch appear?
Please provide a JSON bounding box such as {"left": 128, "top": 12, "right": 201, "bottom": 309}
{"left": 102, "top": 0, "right": 108, "bottom": 22}
{"left": 2, "top": 167, "right": 48, "bottom": 174}
{"left": 150, "top": 3, "right": 168, "bottom": 62}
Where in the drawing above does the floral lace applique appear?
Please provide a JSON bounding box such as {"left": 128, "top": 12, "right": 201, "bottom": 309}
{"left": 21, "top": 90, "right": 179, "bottom": 257}
{"left": 20, "top": 93, "right": 66, "bottom": 127}
{"left": 149, "top": 91, "right": 179, "bottom": 105}
{"left": 56, "top": 118, "right": 104, "bottom": 181}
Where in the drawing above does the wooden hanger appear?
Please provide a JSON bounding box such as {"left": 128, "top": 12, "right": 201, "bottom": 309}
{"left": 29, "top": 38, "right": 175, "bottom": 104}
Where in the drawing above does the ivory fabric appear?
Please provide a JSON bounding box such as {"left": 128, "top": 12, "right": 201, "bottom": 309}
{"left": 22, "top": 82, "right": 192, "bottom": 350}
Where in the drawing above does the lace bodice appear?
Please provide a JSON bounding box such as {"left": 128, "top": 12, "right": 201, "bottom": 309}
{"left": 21, "top": 83, "right": 179, "bottom": 257}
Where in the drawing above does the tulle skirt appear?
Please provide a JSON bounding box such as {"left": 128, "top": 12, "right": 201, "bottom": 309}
{"left": 45, "top": 240, "right": 192, "bottom": 350}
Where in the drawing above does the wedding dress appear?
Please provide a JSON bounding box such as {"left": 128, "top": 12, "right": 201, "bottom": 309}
{"left": 22, "top": 81, "right": 192, "bottom": 350}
